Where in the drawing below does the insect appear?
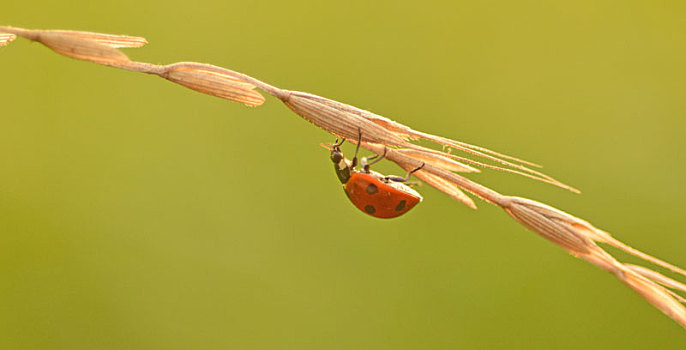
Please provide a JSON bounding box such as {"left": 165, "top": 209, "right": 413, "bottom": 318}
{"left": 329, "top": 133, "right": 424, "bottom": 218}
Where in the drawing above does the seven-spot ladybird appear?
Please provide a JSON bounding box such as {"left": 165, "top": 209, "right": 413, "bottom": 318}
{"left": 329, "top": 133, "right": 424, "bottom": 218}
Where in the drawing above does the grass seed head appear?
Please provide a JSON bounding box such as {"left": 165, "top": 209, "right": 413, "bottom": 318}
{"left": 4, "top": 24, "right": 686, "bottom": 329}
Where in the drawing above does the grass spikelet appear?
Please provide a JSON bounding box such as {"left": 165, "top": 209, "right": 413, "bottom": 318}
{"left": 407, "top": 168, "right": 477, "bottom": 209}
{"left": 36, "top": 32, "right": 129, "bottom": 64}
{"left": 48, "top": 29, "right": 148, "bottom": 48}
{"left": 504, "top": 197, "right": 594, "bottom": 254}
{"left": 160, "top": 63, "right": 265, "bottom": 106}
{"left": 0, "top": 33, "right": 15, "bottom": 47}
{"left": 396, "top": 148, "right": 479, "bottom": 173}
{"left": 620, "top": 268, "right": 686, "bottom": 327}
{"left": 2, "top": 27, "right": 130, "bottom": 64}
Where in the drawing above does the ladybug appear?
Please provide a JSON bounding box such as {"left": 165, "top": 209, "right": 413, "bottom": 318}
{"left": 329, "top": 134, "right": 424, "bottom": 218}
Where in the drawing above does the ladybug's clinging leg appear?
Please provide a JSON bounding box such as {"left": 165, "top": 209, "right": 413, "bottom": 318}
{"left": 384, "top": 162, "right": 426, "bottom": 183}
{"left": 362, "top": 148, "right": 387, "bottom": 173}
{"left": 350, "top": 129, "right": 363, "bottom": 168}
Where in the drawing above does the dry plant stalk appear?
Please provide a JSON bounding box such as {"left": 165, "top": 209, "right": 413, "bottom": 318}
{"left": 2, "top": 25, "right": 686, "bottom": 328}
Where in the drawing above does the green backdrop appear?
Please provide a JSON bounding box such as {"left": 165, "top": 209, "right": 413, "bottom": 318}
{"left": 2, "top": 1, "right": 686, "bottom": 348}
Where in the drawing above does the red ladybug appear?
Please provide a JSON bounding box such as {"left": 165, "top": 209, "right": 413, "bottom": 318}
{"left": 329, "top": 134, "right": 424, "bottom": 218}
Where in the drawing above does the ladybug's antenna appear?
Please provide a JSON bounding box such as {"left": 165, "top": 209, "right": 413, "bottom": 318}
{"left": 333, "top": 137, "right": 345, "bottom": 149}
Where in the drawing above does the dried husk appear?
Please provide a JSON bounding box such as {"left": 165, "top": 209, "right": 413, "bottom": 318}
{"left": 396, "top": 148, "right": 479, "bottom": 173}
{"left": 48, "top": 29, "right": 148, "bottom": 48}
{"left": 161, "top": 63, "right": 265, "bottom": 106}
{"left": 407, "top": 168, "right": 477, "bottom": 209}
{"left": 504, "top": 197, "right": 595, "bottom": 254}
{"left": 621, "top": 269, "right": 686, "bottom": 327}
{"left": 503, "top": 196, "right": 686, "bottom": 327}
{"left": 0, "top": 33, "right": 15, "bottom": 47}
{"left": 282, "top": 91, "right": 410, "bottom": 146}
{"left": 627, "top": 265, "right": 686, "bottom": 295}
{"left": 33, "top": 31, "right": 129, "bottom": 64}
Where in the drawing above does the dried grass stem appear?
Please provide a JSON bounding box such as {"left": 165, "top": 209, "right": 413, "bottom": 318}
{"left": 3, "top": 25, "right": 686, "bottom": 329}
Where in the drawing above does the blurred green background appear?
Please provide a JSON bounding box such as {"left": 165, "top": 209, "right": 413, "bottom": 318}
{"left": 2, "top": 1, "right": 686, "bottom": 348}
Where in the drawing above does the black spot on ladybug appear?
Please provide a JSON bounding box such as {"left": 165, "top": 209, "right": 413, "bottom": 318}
{"left": 366, "top": 183, "right": 378, "bottom": 195}
{"left": 364, "top": 205, "right": 376, "bottom": 214}
{"left": 395, "top": 200, "right": 407, "bottom": 211}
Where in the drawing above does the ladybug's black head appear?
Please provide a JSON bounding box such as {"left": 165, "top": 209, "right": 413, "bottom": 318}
{"left": 330, "top": 140, "right": 352, "bottom": 184}
{"left": 330, "top": 143, "right": 344, "bottom": 164}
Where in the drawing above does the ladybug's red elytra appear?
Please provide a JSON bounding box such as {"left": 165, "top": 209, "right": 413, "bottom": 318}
{"left": 329, "top": 133, "right": 424, "bottom": 218}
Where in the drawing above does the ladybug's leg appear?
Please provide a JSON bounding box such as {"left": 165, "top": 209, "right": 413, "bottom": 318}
{"left": 351, "top": 129, "right": 362, "bottom": 168}
{"left": 385, "top": 163, "right": 425, "bottom": 183}
{"left": 362, "top": 148, "right": 387, "bottom": 173}
{"left": 366, "top": 148, "right": 387, "bottom": 165}
{"left": 408, "top": 162, "right": 426, "bottom": 176}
